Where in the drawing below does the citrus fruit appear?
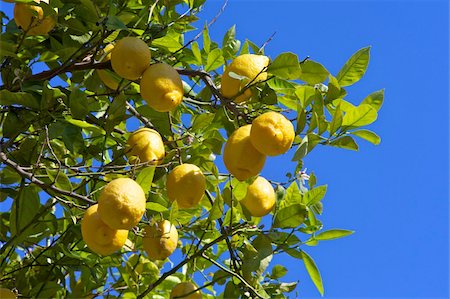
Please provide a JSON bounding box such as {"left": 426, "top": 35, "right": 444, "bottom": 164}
{"left": 0, "top": 288, "right": 16, "bottom": 299}
{"left": 250, "top": 111, "right": 295, "bottom": 156}
{"left": 140, "top": 63, "right": 184, "bottom": 112}
{"left": 97, "top": 178, "right": 146, "bottom": 230}
{"left": 81, "top": 204, "right": 128, "bottom": 256}
{"left": 240, "top": 176, "right": 275, "bottom": 217}
{"left": 111, "top": 37, "right": 151, "bottom": 80}
{"left": 14, "top": 0, "right": 56, "bottom": 35}
{"left": 143, "top": 220, "right": 178, "bottom": 260}
{"left": 166, "top": 164, "right": 206, "bottom": 209}
{"left": 96, "top": 44, "right": 121, "bottom": 90}
{"left": 221, "top": 54, "right": 269, "bottom": 103}
{"left": 126, "top": 128, "right": 165, "bottom": 165}
{"left": 223, "top": 124, "right": 266, "bottom": 181}
{"left": 170, "top": 282, "right": 202, "bottom": 299}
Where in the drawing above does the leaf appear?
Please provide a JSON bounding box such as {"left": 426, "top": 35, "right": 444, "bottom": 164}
{"left": 342, "top": 104, "right": 378, "bottom": 127}
{"left": 270, "top": 265, "right": 288, "bottom": 279}
{"left": 326, "top": 75, "right": 346, "bottom": 102}
{"left": 10, "top": 186, "right": 40, "bottom": 238}
{"left": 292, "top": 139, "right": 308, "bottom": 161}
{"left": 69, "top": 88, "right": 89, "bottom": 120}
{"left": 203, "top": 24, "right": 211, "bottom": 53}
{"left": 273, "top": 203, "right": 307, "bottom": 228}
{"left": 146, "top": 202, "right": 168, "bottom": 212}
{"left": 280, "top": 182, "right": 302, "bottom": 208}
{"left": 152, "top": 30, "right": 182, "bottom": 52}
{"left": 191, "top": 41, "right": 202, "bottom": 65}
{"left": 267, "top": 52, "right": 301, "bottom": 80}
{"left": 105, "top": 15, "right": 128, "bottom": 30}
{"left": 329, "top": 105, "right": 343, "bottom": 136}
{"left": 267, "top": 77, "right": 296, "bottom": 95}
{"left": 361, "top": 89, "right": 384, "bottom": 111}
{"left": 315, "top": 229, "right": 354, "bottom": 240}
{"left": 330, "top": 136, "right": 359, "bottom": 151}
{"left": 205, "top": 48, "right": 224, "bottom": 71}
{"left": 298, "top": 60, "right": 329, "bottom": 85}
{"left": 136, "top": 166, "right": 155, "bottom": 194}
{"left": 296, "top": 107, "right": 307, "bottom": 134}
{"left": 303, "top": 185, "right": 327, "bottom": 206}
{"left": 0, "top": 90, "right": 40, "bottom": 109}
{"left": 232, "top": 179, "right": 248, "bottom": 201}
{"left": 45, "top": 169, "right": 73, "bottom": 192}
{"left": 336, "top": 46, "right": 371, "bottom": 87}
{"left": 300, "top": 250, "right": 324, "bottom": 296}
{"left": 350, "top": 129, "right": 381, "bottom": 145}
{"left": 222, "top": 25, "right": 241, "bottom": 60}
{"left": 208, "top": 194, "right": 224, "bottom": 221}
{"left": 295, "top": 85, "right": 316, "bottom": 108}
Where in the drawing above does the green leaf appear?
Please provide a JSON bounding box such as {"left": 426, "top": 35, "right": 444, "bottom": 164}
{"left": 295, "top": 85, "right": 316, "bottom": 108}
{"left": 152, "top": 30, "right": 182, "bottom": 52}
{"left": 222, "top": 25, "right": 241, "bottom": 60}
{"left": 267, "top": 52, "right": 301, "bottom": 80}
{"left": 336, "top": 46, "right": 371, "bottom": 87}
{"left": 10, "top": 186, "right": 40, "bottom": 238}
{"left": 0, "top": 90, "right": 39, "bottom": 109}
{"left": 191, "top": 41, "right": 202, "bottom": 65}
{"left": 330, "top": 135, "right": 359, "bottom": 151}
{"left": 106, "top": 16, "right": 128, "bottom": 30}
{"left": 292, "top": 139, "right": 308, "bottom": 161}
{"left": 270, "top": 265, "right": 288, "bottom": 279}
{"left": 300, "top": 250, "right": 324, "bottom": 296}
{"left": 136, "top": 166, "right": 155, "bottom": 194}
{"left": 361, "top": 89, "right": 384, "bottom": 111}
{"left": 296, "top": 107, "right": 307, "bottom": 134}
{"left": 232, "top": 179, "right": 248, "bottom": 201}
{"left": 203, "top": 24, "right": 211, "bottom": 53}
{"left": 69, "top": 88, "right": 89, "bottom": 120}
{"left": 326, "top": 75, "right": 346, "bottom": 102}
{"left": 329, "top": 105, "right": 343, "bottom": 136}
{"left": 208, "top": 194, "right": 224, "bottom": 221}
{"left": 267, "top": 77, "right": 296, "bottom": 95}
{"left": 205, "top": 48, "right": 224, "bottom": 71}
{"left": 350, "top": 129, "right": 381, "bottom": 145}
{"left": 146, "top": 202, "right": 168, "bottom": 212}
{"left": 303, "top": 185, "right": 327, "bottom": 206}
{"left": 280, "top": 182, "right": 302, "bottom": 208}
{"left": 342, "top": 104, "right": 378, "bottom": 127}
{"left": 315, "top": 229, "right": 354, "bottom": 240}
{"left": 273, "top": 203, "right": 307, "bottom": 228}
{"left": 298, "top": 60, "right": 329, "bottom": 85}
{"left": 45, "top": 169, "right": 73, "bottom": 192}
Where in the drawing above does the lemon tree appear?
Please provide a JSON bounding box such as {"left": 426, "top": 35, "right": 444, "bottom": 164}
{"left": 0, "top": 0, "right": 383, "bottom": 298}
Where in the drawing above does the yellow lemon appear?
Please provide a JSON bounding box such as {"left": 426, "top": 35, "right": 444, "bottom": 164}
{"left": 223, "top": 125, "right": 266, "bottom": 181}
{"left": 221, "top": 54, "right": 269, "bottom": 103}
{"left": 111, "top": 37, "right": 151, "bottom": 80}
{"left": 166, "top": 164, "right": 206, "bottom": 209}
{"left": 143, "top": 220, "right": 178, "bottom": 260}
{"left": 0, "top": 288, "right": 16, "bottom": 299}
{"left": 126, "top": 128, "right": 165, "bottom": 165}
{"left": 170, "top": 282, "right": 202, "bottom": 299}
{"left": 14, "top": 0, "right": 56, "bottom": 35}
{"left": 250, "top": 111, "right": 295, "bottom": 156}
{"left": 97, "top": 178, "right": 146, "bottom": 230}
{"left": 81, "top": 204, "right": 128, "bottom": 256}
{"left": 140, "top": 63, "right": 184, "bottom": 112}
{"left": 240, "top": 176, "right": 275, "bottom": 217}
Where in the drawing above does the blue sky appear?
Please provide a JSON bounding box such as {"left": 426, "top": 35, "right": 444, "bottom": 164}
{"left": 1, "top": 0, "right": 449, "bottom": 298}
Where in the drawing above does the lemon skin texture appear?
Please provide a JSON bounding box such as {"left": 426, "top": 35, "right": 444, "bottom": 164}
{"left": 170, "top": 282, "right": 202, "bottom": 299}
{"left": 240, "top": 176, "right": 276, "bottom": 217}
{"left": 97, "top": 178, "right": 146, "bottom": 230}
{"left": 250, "top": 111, "right": 295, "bottom": 156}
{"left": 81, "top": 204, "right": 128, "bottom": 256}
{"left": 166, "top": 164, "right": 206, "bottom": 209}
{"left": 223, "top": 124, "right": 266, "bottom": 181}
{"left": 140, "top": 63, "right": 184, "bottom": 112}
{"left": 221, "top": 54, "right": 269, "bottom": 103}
{"left": 14, "top": 0, "right": 56, "bottom": 35}
{"left": 111, "top": 37, "right": 151, "bottom": 80}
{"left": 126, "top": 128, "right": 165, "bottom": 165}
{"left": 143, "top": 220, "right": 178, "bottom": 260}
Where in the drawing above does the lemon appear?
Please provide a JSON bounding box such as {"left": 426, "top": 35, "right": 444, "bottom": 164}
{"left": 96, "top": 44, "right": 121, "bottom": 90}
{"left": 126, "top": 128, "right": 165, "bottom": 165}
{"left": 143, "top": 220, "right": 178, "bottom": 260}
{"left": 140, "top": 63, "right": 184, "bottom": 112}
{"left": 97, "top": 178, "right": 146, "bottom": 230}
{"left": 170, "top": 282, "right": 202, "bottom": 299}
{"left": 111, "top": 37, "right": 151, "bottom": 80}
{"left": 166, "top": 164, "right": 206, "bottom": 209}
{"left": 240, "top": 176, "right": 275, "bottom": 217}
{"left": 223, "top": 125, "right": 266, "bottom": 181}
{"left": 221, "top": 54, "right": 269, "bottom": 103}
{"left": 81, "top": 204, "right": 128, "bottom": 256}
{"left": 14, "top": 0, "right": 56, "bottom": 35}
{"left": 0, "top": 288, "right": 16, "bottom": 299}
{"left": 250, "top": 111, "right": 295, "bottom": 156}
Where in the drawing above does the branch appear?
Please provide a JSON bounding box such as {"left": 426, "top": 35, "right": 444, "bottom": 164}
{"left": 0, "top": 151, "right": 95, "bottom": 205}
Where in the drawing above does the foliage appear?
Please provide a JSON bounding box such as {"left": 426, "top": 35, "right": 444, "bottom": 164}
{"left": 0, "top": 0, "right": 383, "bottom": 298}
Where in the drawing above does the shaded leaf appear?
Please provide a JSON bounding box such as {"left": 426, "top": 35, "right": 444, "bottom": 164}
{"left": 273, "top": 203, "right": 307, "bottom": 228}
{"left": 330, "top": 136, "right": 359, "bottom": 151}
{"left": 361, "top": 89, "right": 384, "bottom": 111}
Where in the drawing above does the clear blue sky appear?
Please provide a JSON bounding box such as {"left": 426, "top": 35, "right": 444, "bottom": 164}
{"left": 193, "top": 0, "right": 449, "bottom": 298}
{"left": 1, "top": 0, "right": 448, "bottom": 298}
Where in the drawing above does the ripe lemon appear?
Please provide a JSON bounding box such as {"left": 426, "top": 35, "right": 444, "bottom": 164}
{"left": 14, "top": 0, "right": 56, "bottom": 35}
{"left": 250, "top": 111, "right": 295, "bottom": 156}
{"left": 126, "top": 128, "right": 165, "bottom": 165}
{"left": 221, "top": 54, "right": 269, "bottom": 103}
{"left": 140, "top": 63, "right": 184, "bottom": 112}
{"left": 111, "top": 37, "right": 151, "bottom": 80}
{"left": 240, "top": 176, "right": 275, "bottom": 217}
{"left": 166, "top": 164, "right": 206, "bottom": 209}
{"left": 143, "top": 220, "right": 178, "bottom": 260}
{"left": 96, "top": 44, "right": 121, "bottom": 90}
{"left": 97, "top": 178, "right": 146, "bottom": 230}
{"left": 223, "top": 125, "right": 266, "bottom": 181}
{"left": 0, "top": 288, "right": 16, "bottom": 299}
{"left": 170, "top": 282, "right": 202, "bottom": 299}
{"left": 81, "top": 204, "right": 128, "bottom": 256}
